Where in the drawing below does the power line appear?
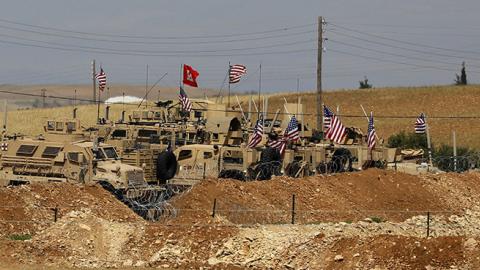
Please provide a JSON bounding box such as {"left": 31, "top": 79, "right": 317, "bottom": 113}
{"left": 329, "top": 22, "right": 480, "bottom": 57}
{"left": 0, "top": 38, "right": 315, "bottom": 57}
{"left": 0, "top": 18, "right": 315, "bottom": 40}
{"left": 328, "top": 39, "right": 480, "bottom": 71}
{"left": 0, "top": 33, "right": 315, "bottom": 54}
{"left": 0, "top": 24, "right": 315, "bottom": 45}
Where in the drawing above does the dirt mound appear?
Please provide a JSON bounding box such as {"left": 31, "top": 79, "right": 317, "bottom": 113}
{"left": 0, "top": 183, "right": 141, "bottom": 237}
{"left": 168, "top": 169, "right": 455, "bottom": 225}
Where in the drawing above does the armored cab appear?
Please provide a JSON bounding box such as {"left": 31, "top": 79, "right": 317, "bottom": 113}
{"left": 0, "top": 138, "right": 146, "bottom": 190}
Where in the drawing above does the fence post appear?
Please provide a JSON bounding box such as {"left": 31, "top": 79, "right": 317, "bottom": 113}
{"left": 291, "top": 194, "right": 295, "bottom": 224}
{"left": 203, "top": 162, "right": 207, "bottom": 180}
{"left": 52, "top": 206, "right": 58, "bottom": 222}
{"left": 212, "top": 198, "right": 217, "bottom": 218}
{"left": 453, "top": 131, "right": 457, "bottom": 172}
{"left": 426, "top": 211, "right": 430, "bottom": 238}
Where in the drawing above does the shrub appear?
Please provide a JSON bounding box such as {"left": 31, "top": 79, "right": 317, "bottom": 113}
{"left": 387, "top": 131, "right": 428, "bottom": 150}
{"left": 8, "top": 234, "right": 31, "bottom": 241}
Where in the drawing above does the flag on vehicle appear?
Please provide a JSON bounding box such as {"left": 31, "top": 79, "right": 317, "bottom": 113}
{"left": 95, "top": 68, "right": 107, "bottom": 91}
{"left": 229, "top": 64, "right": 247, "bottom": 84}
{"left": 267, "top": 137, "right": 286, "bottom": 155}
{"left": 415, "top": 113, "right": 426, "bottom": 134}
{"left": 324, "top": 107, "right": 347, "bottom": 144}
{"left": 247, "top": 115, "right": 263, "bottom": 148}
{"left": 183, "top": 64, "right": 199, "bottom": 87}
{"left": 323, "top": 105, "right": 334, "bottom": 130}
{"left": 179, "top": 86, "right": 192, "bottom": 112}
{"left": 285, "top": 115, "right": 300, "bottom": 141}
{"left": 367, "top": 112, "right": 376, "bottom": 149}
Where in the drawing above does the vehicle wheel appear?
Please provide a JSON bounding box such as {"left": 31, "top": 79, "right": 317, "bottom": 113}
{"left": 331, "top": 148, "right": 353, "bottom": 173}
{"left": 285, "top": 161, "right": 302, "bottom": 178}
{"left": 253, "top": 147, "right": 282, "bottom": 180}
{"left": 218, "top": 169, "right": 246, "bottom": 181}
{"left": 156, "top": 151, "right": 178, "bottom": 183}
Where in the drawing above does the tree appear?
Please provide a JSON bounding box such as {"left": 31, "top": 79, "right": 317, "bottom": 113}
{"left": 455, "top": 62, "right": 467, "bottom": 85}
{"left": 359, "top": 76, "right": 372, "bottom": 89}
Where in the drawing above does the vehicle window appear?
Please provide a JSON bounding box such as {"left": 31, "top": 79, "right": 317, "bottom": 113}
{"left": 67, "top": 152, "right": 79, "bottom": 162}
{"left": 66, "top": 122, "right": 76, "bottom": 131}
{"left": 47, "top": 121, "right": 55, "bottom": 130}
{"left": 17, "top": 145, "right": 37, "bottom": 156}
{"left": 138, "top": 129, "right": 157, "bottom": 138}
{"left": 55, "top": 122, "right": 64, "bottom": 131}
{"left": 222, "top": 150, "right": 243, "bottom": 164}
{"left": 102, "top": 147, "right": 118, "bottom": 159}
{"left": 95, "top": 149, "right": 106, "bottom": 159}
{"left": 178, "top": 150, "right": 192, "bottom": 161}
{"left": 212, "top": 133, "right": 219, "bottom": 140}
{"left": 42, "top": 146, "right": 62, "bottom": 158}
{"left": 203, "top": 151, "right": 213, "bottom": 159}
{"left": 111, "top": 129, "right": 127, "bottom": 138}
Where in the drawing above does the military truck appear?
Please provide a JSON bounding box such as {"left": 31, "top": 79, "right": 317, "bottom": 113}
{"left": 0, "top": 135, "right": 165, "bottom": 219}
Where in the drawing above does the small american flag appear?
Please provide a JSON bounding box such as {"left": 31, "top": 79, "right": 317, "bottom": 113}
{"left": 267, "top": 137, "right": 286, "bottom": 155}
{"left": 323, "top": 105, "right": 334, "bottom": 130}
{"left": 248, "top": 115, "right": 264, "bottom": 148}
{"left": 95, "top": 68, "right": 107, "bottom": 91}
{"left": 367, "top": 112, "right": 376, "bottom": 149}
{"left": 285, "top": 115, "right": 299, "bottom": 141}
{"left": 415, "top": 113, "right": 426, "bottom": 134}
{"left": 324, "top": 107, "right": 347, "bottom": 144}
{"left": 229, "top": 64, "right": 247, "bottom": 84}
{"left": 179, "top": 86, "right": 192, "bottom": 112}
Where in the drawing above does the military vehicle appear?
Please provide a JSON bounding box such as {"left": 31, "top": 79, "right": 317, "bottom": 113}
{"left": 159, "top": 100, "right": 401, "bottom": 185}
{"left": 0, "top": 118, "right": 166, "bottom": 219}
{"left": 92, "top": 98, "right": 244, "bottom": 183}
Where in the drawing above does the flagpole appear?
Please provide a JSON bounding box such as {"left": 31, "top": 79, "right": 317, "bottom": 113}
{"left": 257, "top": 62, "right": 262, "bottom": 119}
{"left": 227, "top": 62, "right": 231, "bottom": 109}
{"left": 425, "top": 114, "right": 433, "bottom": 166}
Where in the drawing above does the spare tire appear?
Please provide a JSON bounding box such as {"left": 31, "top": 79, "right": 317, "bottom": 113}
{"left": 156, "top": 151, "right": 178, "bottom": 183}
{"left": 252, "top": 147, "right": 282, "bottom": 180}
{"left": 331, "top": 148, "right": 353, "bottom": 173}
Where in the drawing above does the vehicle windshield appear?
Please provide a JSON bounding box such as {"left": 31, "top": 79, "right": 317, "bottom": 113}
{"left": 91, "top": 147, "right": 118, "bottom": 160}
{"left": 102, "top": 147, "right": 118, "bottom": 159}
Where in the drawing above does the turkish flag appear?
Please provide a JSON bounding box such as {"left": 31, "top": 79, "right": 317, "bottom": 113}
{"left": 183, "top": 64, "right": 199, "bottom": 87}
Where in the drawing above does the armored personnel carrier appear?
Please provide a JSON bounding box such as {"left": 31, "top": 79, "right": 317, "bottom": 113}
{"left": 0, "top": 118, "right": 165, "bottom": 219}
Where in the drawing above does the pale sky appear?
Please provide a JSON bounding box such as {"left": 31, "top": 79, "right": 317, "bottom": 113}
{"left": 0, "top": 0, "right": 479, "bottom": 93}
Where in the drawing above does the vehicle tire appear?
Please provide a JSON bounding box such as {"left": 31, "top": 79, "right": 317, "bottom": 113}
{"left": 331, "top": 148, "right": 353, "bottom": 173}
{"left": 285, "top": 161, "right": 302, "bottom": 178}
{"left": 218, "top": 169, "right": 246, "bottom": 181}
{"left": 253, "top": 147, "right": 282, "bottom": 180}
{"left": 156, "top": 151, "right": 178, "bottom": 183}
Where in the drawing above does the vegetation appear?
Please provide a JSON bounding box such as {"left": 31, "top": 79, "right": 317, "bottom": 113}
{"left": 8, "top": 234, "right": 31, "bottom": 241}
{"left": 370, "top": 216, "right": 384, "bottom": 223}
{"left": 455, "top": 62, "right": 467, "bottom": 85}
{"left": 387, "top": 131, "right": 428, "bottom": 150}
{"left": 359, "top": 76, "right": 372, "bottom": 89}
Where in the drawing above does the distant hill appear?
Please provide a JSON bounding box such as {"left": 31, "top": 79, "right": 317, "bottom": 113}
{"left": 236, "top": 85, "right": 480, "bottom": 149}
{"left": 0, "top": 84, "right": 216, "bottom": 109}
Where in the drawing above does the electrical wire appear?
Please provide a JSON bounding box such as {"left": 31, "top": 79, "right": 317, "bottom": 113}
{"left": 0, "top": 18, "right": 315, "bottom": 40}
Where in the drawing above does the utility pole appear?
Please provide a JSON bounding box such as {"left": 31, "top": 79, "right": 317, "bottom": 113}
{"left": 316, "top": 16, "right": 324, "bottom": 131}
{"left": 145, "top": 64, "right": 149, "bottom": 108}
{"left": 40, "top": 88, "right": 47, "bottom": 108}
{"left": 92, "top": 60, "right": 96, "bottom": 104}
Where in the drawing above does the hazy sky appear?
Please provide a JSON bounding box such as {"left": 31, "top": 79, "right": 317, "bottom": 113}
{"left": 0, "top": 0, "right": 479, "bottom": 94}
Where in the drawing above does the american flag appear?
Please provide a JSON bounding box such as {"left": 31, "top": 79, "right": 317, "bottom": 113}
{"left": 95, "top": 68, "right": 107, "bottom": 91}
{"left": 267, "top": 137, "right": 286, "bottom": 155}
{"left": 229, "top": 64, "right": 247, "bottom": 84}
{"left": 415, "top": 113, "right": 426, "bottom": 134}
{"left": 324, "top": 109, "right": 347, "bottom": 144}
{"left": 367, "top": 112, "right": 376, "bottom": 149}
{"left": 323, "top": 105, "right": 334, "bottom": 130}
{"left": 285, "top": 115, "right": 299, "bottom": 141}
{"left": 248, "top": 115, "right": 264, "bottom": 148}
{"left": 179, "top": 86, "right": 192, "bottom": 112}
